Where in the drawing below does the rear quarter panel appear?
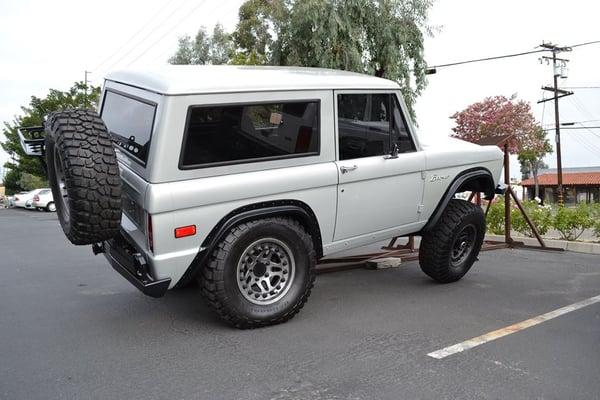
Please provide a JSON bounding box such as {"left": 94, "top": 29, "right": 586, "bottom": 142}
{"left": 141, "top": 90, "right": 338, "bottom": 286}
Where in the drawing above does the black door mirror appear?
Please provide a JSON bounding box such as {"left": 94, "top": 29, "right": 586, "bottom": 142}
{"left": 385, "top": 143, "right": 399, "bottom": 159}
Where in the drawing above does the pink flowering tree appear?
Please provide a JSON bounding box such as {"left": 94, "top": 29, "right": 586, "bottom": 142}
{"left": 451, "top": 95, "right": 552, "bottom": 196}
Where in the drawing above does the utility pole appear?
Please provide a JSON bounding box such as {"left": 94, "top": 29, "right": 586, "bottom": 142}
{"left": 537, "top": 43, "right": 572, "bottom": 206}
{"left": 84, "top": 70, "right": 91, "bottom": 105}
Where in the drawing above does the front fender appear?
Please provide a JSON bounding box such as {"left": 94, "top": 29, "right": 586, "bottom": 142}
{"left": 421, "top": 168, "right": 494, "bottom": 232}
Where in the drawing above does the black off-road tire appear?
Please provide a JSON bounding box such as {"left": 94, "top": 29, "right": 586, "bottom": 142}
{"left": 200, "top": 217, "right": 317, "bottom": 329}
{"left": 419, "top": 199, "right": 486, "bottom": 283}
{"left": 45, "top": 109, "right": 122, "bottom": 245}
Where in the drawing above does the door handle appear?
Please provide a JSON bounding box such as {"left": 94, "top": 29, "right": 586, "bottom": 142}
{"left": 340, "top": 165, "right": 358, "bottom": 174}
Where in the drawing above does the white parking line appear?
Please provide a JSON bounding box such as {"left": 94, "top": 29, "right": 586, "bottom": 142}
{"left": 428, "top": 294, "right": 600, "bottom": 359}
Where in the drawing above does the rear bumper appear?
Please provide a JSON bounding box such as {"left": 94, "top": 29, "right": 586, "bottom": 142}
{"left": 94, "top": 234, "right": 171, "bottom": 298}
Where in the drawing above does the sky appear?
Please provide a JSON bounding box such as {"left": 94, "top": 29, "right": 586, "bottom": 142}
{"left": 1, "top": 0, "right": 599, "bottom": 181}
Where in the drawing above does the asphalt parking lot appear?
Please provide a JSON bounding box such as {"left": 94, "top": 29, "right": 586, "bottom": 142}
{"left": 1, "top": 207, "right": 599, "bottom": 400}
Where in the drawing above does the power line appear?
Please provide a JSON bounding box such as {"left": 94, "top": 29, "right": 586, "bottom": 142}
{"left": 92, "top": 0, "right": 177, "bottom": 73}
{"left": 150, "top": 0, "right": 242, "bottom": 64}
{"left": 544, "top": 119, "right": 600, "bottom": 126}
{"left": 563, "top": 86, "right": 600, "bottom": 89}
{"left": 100, "top": 0, "right": 192, "bottom": 74}
{"left": 428, "top": 49, "right": 546, "bottom": 69}
{"left": 567, "top": 132, "right": 600, "bottom": 155}
{"left": 569, "top": 40, "right": 600, "bottom": 48}
{"left": 126, "top": 0, "right": 226, "bottom": 67}
{"left": 428, "top": 39, "right": 600, "bottom": 71}
{"left": 570, "top": 95, "right": 598, "bottom": 122}
{"left": 545, "top": 126, "right": 600, "bottom": 130}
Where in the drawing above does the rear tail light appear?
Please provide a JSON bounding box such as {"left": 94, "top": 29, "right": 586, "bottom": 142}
{"left": 147, "top": 214, "right": 154, "bottom": 253}
{"left": 33, "top": 195, "right": 40, "bottom": 201}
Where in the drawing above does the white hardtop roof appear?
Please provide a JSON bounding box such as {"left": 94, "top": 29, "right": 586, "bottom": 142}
{"left": 105, "top": 65, "right": 400, "bottom": 95}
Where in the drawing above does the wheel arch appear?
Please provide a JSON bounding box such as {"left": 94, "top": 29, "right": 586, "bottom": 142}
{"left": 176, "top": 200, "right": 323, "bottom": 287}
{"left": 421, "top": 167, "right": 495, "bottom": 233}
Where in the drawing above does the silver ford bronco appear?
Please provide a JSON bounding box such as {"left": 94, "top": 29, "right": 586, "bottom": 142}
{"left": 20, "top": 66, "right": 503, "bottom": 328}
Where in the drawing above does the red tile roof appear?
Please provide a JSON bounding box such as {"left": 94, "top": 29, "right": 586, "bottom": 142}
{"left": 521, "top": 172, "right": 600, "bottom": 186}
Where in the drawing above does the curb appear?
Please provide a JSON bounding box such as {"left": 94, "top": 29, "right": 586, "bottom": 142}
{"left": 485, "top": 234, "right": 600, "bottom": 255}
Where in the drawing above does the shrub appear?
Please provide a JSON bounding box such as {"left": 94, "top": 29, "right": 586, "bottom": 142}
{"left": 485, "top": 197, "right": 553, "bottom": 237}
{"left": 590, "top": 203, "right": 600, "bottom": 241}
{"left": 552, "top": 203, "right": 594, "bottom": 241}
{"left": 485, "top": 197, "right": 505, "bottom": 235}
{"left": 511, "top": 200, "right": 553, "bottom": 237}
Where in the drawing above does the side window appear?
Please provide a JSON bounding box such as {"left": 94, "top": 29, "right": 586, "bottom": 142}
{"left": 338, "top": 94, "right": 391, "bottom": 160}
{"left": 391, "top": 95, "right": 416, "bottom": 153}
{"left": 180, "top": 101, "right": 320, "bottom": 168}
{"left": 337, "top": 93, "right": 416, "bottom": 160}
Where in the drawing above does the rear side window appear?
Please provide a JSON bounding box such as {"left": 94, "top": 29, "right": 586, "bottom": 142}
{"left": 180, "top": 101, "right": 320, "bottom": 168}
{"left": 101, "top": 90, "right": 157, "bottom": 165}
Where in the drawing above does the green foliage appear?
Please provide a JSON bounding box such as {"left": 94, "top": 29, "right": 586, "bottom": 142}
{"left": 233, "top": 0, "right": 288, "bottom": 65}
{"left": 2, "top": 168, "right": 22, "bottom": 195}
{"left": 552, "top": 203, "right": 594, "bottom": 241}
{"left": 487, "top": 197, "right": 600, "bottom": 242}
{"left": 485, "top": 198, "right": 505, "bottom": 235}
{"left": 590, "top": 203, "right": 600, "bottom": 241}
{"left": 511, "top": 200, "right": 552, "bottom": 237}
{"left": 169, "top": 24, "right": 235, "bottom": 65}
{"left": 172, "top": 0, "right": 434, "bottom": 117}
{"left": 285, "top": 0, "right": 432, "bottom": 115}
{"left": 0, "top": 81, "right": 100, "bottom": 189}
{"left": 517, "top": 126, "right": 552, "bottom": 198}
{"left": 17, "top": 173, "right": 47, "bottom": 191}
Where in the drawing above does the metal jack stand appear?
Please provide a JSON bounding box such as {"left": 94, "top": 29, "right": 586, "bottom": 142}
{"left": 474, "top": 135, "right": 563, "bottom": 252}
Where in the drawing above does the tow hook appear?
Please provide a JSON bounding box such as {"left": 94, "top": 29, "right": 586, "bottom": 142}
{"left": 92, "top": 242, "right": 105, "bottom": 255}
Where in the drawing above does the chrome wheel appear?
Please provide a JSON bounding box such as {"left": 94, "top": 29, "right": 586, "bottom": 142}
{"left": 450, "top": 224, "right": 476, "bottom": 267}
{"left": 47, "top": 202, "right": 56, "bottom": 212}
{"left": 236, "top": 238, "right": 295, "bottom": 305}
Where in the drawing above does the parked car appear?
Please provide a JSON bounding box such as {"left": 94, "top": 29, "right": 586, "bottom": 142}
{"left": 32, "top": 189, "right": 56, "bottom": 212}
{"left": 20, "top": 66, "right": 504, "bottom": 328}
{"left": 13, "top": 190, "right": 44, "bottom": 209}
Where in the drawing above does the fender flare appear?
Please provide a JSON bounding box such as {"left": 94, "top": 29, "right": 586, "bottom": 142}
{"left": 176, "top": 200, "right": 323, "bottom": 287}
{"left": 421, "top": 168, "right": 495, "bottom": 233}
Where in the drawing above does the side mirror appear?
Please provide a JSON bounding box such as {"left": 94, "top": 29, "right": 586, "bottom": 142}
{"left": 385, "top": 143, "right": 399, "bottom": 159}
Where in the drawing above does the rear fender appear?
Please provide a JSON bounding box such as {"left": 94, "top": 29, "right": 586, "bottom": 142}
{"left": 176, "top": 200, "right": 323, "bottom": 287}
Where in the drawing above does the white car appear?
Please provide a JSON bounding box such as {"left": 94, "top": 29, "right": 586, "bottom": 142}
{"left": 13, "top": 189, "right": 46, "bottom": 209}
{"left": 32, "top": 189, "right": 56, "bottom": 212}
{"left": 21, "top": 66, "right": 504, "bottom": 328}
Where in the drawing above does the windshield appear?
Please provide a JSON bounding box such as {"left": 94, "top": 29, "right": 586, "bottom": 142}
{"left": 100, "top": 90, "right": 156, "bottom": 165}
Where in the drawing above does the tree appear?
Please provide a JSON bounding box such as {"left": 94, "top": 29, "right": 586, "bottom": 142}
{"left": 233, "top": 0, "right": 433, "bottom": 116}
{"left": 450, "top": 95, "right": 552, "bottom": 199}
{"left": 17, "top": 172, "right": 47, "bottom": 191}
{"left": 2, "top": 168, "right": 21, "bottom": 195}
{"left": 0, "top": 81, "right": 100, "bottom": 194}
{"left": 231, "top": 0, "right": 289, "bottom": 65}
{"left": 518, "top": 126, "right": 552, "bottom": 199}
{"left": 171, "top": 0, "right": 434, "bottom": 117}
{"left": 169, "top": 24, "right": 234, "bottom": 65}
{"left": 450, "top": 95, "right": 544, "bottom": 153}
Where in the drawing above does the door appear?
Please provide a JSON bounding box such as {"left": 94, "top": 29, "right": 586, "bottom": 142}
{"left": 333, "top": 91, "right": 425, "bottom": 241}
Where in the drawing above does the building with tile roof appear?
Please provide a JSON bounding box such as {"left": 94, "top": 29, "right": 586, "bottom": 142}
{"left": 521, "top": 167, "right": 600, "bottom": 204}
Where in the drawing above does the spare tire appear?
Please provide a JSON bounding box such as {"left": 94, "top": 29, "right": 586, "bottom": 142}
{"left": 45, "top": 109, "right": 122, "bottom": 245}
